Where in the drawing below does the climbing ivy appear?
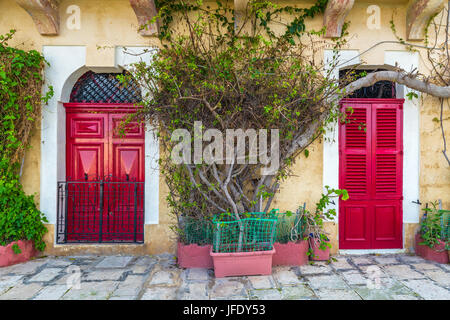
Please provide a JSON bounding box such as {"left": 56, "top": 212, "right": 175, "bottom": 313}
{"left": 0, "top": 30, "right": 53, "bottom": 251}
{"left": 153, "top": 0, "right": 329, "bottom": 42}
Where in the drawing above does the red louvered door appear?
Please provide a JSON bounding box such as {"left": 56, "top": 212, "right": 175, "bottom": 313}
{"left": 339, "top": 99, "right": 403, "bottom": 249}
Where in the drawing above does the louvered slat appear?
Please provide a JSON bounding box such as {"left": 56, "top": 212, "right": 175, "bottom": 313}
{"left": 345, "top": 154, "right": 368, "bottom": 195}
{"left": 374, "top": 106, "right": 401, "bottom": 197}
{"left": 346, "top": 108, "right": 366, "bottom": 148}
{"left": 375, "top": 154, "right": 397, "bottom": 194}
{"left": 376, "top": 109, "right": 397, "bottom": 148}
{"left": 341, "top": 105, "right": 370, "bottom": 198}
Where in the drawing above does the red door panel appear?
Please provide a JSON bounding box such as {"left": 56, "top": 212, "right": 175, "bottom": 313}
{"left": 70, "top": 144, "right": 105, "bottom": 180}
{"left": 339, "top": 203, "right": 371, "bottom": 249}
{"left": 339, "top": 99, "right": 403, "bottom": 250}
{"left": 112, "top": 145, "right": 144, "bottom": 180}
{"left": 373, "top": 201, "right": 402, "bottom": 248}
{"left": 70, "top": 116, "right": 105, "bottom": 139}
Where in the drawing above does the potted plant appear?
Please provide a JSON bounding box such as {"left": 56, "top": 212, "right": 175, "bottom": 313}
{"left": 210, "top": 212, "right": 277, "bottom": 278}
{"left": 415, "top": 202, "right": 449, "bottom": 264}
{"left": 176, "top": 215, "right": 214, "bottom": 269}
{"left": 305, "top": 187, "right": 348, "bottom": 261}
{"left": 0, "top": 171, "right": 48, "bottom": 267}
{"left": 272, "top": 206, "right": 309, "bottom": 266}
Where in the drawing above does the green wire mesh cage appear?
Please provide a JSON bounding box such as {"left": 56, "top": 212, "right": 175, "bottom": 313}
{"left": 212, "top": 211, "right": 278, "bottom": 253}
{"left": 441, "top": 211, "right": 450, "bottom": 241}
{"left": 274, "top": 206, "right": 307, "bottom": 244}
{"left": 179, "top": 215, "right": 214, "bottom": 245}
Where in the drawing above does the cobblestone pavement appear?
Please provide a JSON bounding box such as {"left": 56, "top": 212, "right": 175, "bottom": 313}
{"left": 0, "top": 254, "right": 449, "bottom": 300}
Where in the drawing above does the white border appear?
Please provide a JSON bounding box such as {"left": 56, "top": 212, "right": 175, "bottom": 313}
{"left": 41, "top": 46, "right": 160, "bottom": 244}
{"left": 384, "top": 51, "right": 420, "bottom": 224}
{"left": 323, "top": 50, "right": 361, "bottom": 221}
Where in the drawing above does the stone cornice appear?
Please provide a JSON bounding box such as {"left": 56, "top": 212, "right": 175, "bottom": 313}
{"left": 406, "top": 0, "right": 446, "bottom": 40}
{"left": 323, "top": 0, "right": 355, "bottom": 38}
{"left": 129, "top": 0, "right": 159, "bottom": 36}
{"left": 14, "top": 0, "right": 60, "bottom": 35}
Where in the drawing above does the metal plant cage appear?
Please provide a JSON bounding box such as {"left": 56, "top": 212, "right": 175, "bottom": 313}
{"left": 274, "top": 207, "right": 307, "bottom": 244}
{"left": 441, "top": 211, "right": 450, "bottom": 240}
{"left": 179, "top": 215, "right": 214, "bottom": 245}
{"left": 212, "top": 211, "right": 278, "bottom": 253}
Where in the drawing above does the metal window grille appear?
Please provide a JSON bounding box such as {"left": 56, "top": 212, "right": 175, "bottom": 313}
{"left": 69, "top": 71, "right": 142, "bottom": 103}
{"left": 57, "top": 177, "right": 144, "bottom": 243}
{"left": 339, "top": 69, "right": 397, "bottom": 99}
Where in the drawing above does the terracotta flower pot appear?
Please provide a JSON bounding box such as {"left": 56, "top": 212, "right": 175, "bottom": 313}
{"left": 0, "top": 240, "right": 37, "bottom": 268}
{"left": 415, "top": 234, "right": 449, "bottom": 264}
{"left": 177, "top": 242, "right": 214, "bottom": 269}
{"left": 272, "top": 240, "right": 308, "bottom": 266}
{"left": 210, "top": 247, "right": 275, "bottom": 278}
{"left": 309, "top": 238, "right": 330, "bottom": 261}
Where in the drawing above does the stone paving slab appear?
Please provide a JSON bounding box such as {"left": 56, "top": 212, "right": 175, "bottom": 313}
{"left": 28, "top": 268, "right": 62, "bottom": 282}
{"left": 314, "top": 288, "right": 362, "bottom": 300}
{"left": 62, "top": 281, "right": 119, "bottom": 300}
{"left": 281, "top": 285, "right": 315, "bottom": 299}
{"left": 250, "top": 289, "right": 282, "bottom": 300}
{"left": 179, "top": 282, "right": 210, "bottom": 300}
{"left": 307, "top": 274, "right": 350, "bottom": 290}
{"left": 96, "top": 256, "right": 134, "bottom": 269}
{"left": 0, "top": 283, "right": 43, "bottom": 300}
{"left": 0, "top": 253, "right": 448, "bottom": 300}
{"left": 248, "top": 276, "right": 277, "bottom": 289}
{"left": 33, "top": 285, "right": 69, "bottom": 300}
{"left": 141, "top": 287, "right": 178, "bottom": 300}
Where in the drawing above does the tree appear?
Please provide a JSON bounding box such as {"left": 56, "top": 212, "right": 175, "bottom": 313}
{"left": 126, "top": 1, "right": 449, "bottom": 226}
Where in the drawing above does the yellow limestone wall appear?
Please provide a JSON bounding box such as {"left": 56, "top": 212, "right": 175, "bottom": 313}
{"left": 0, "top": 0, "right": 448, "bottom": 255}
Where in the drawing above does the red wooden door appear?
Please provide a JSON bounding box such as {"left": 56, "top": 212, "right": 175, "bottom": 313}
{"left": 65, "top": 105, "right": 144, "bottom": 242}
{"left": 339, "top": 99, "right": 403, "bottom": 249}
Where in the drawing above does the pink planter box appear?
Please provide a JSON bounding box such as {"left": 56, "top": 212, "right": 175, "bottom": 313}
{"left": 310, "top": 238, "right": 330, "bottom": 261}
{"left": 210, "top": 247, "right": 275, "bottom": 278}
{"left": 177, "top": 242, "right": 214, "bottom": 269}
{"left": 0, "top": 240, "right": 37, "bottom": 268}
{"left": 273, "top": 241, "right": 308, "bottom": 266}
{"left": 415, "top": 234, "right": 449, "bottom": 264}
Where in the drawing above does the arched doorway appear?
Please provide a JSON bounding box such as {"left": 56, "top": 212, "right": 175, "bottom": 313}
{"left": 59, "top": 70, "right": 145, "bottom": 243}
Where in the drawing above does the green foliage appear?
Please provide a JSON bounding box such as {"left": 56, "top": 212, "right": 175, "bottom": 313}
{"left": 419, "top": 202, "right": 449, "bottom": 249}
{"left": 0, "top": 30, "right": 52, "bottom": 252}
{"left": 302, "top": 186, "right": 349, "bottom": 255}
{"left": 178, "top": 215, "right": 214, "bottom": 245}
{"left": 0, "top": 169, "right": 48, "bottom": 251}
{"left": 274, "top": 207, "right": 307, "bottom": 244}
{"left": 406, "top": 92, "right": 418, "bottom": 100}
{"left": 154, "top": 0, "right": 329, "bottom": 42}
{"left": 11, "top": 243, "right": 21, "bottom": 254}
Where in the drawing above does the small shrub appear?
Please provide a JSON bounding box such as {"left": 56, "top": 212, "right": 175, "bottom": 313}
{"left": 419, "top": 202, "right": 449, "bottom": 249}
{"left": 0, "top": 169, "right": 48, "bottom": 252}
